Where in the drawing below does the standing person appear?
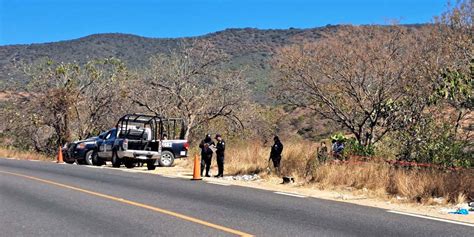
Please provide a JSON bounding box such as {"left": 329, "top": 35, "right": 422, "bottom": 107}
{"left": 269, "top": 136, "right": 283, "bottom": 173}
{"left": 199, "top": 134, "right": 215, "bottom": 177}
{"left": 214, "top": 134, "right": 225, "bottom": 178}
{"left": 317, "top": 142, "right": 328, "bottom": 164}
{"left": 332, "top": 140, "right": 345, "bottom": 160}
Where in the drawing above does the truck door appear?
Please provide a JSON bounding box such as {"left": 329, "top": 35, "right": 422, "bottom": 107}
{"left": 99, "top": 129, "right": 117, "bottom": 158}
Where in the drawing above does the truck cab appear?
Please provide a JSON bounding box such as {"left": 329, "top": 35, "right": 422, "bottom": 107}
{"left": 62, "top": 128, "right": 114, "bottom": 165}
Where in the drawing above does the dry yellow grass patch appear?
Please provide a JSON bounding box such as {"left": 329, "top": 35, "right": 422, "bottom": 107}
{"left": 186, "top": 141, "right": 317, "bottom": 178}
{"left": 0, "top": 147, "right": 54, "bottom": 161}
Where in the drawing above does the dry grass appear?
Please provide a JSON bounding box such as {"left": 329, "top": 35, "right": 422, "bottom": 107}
{"left": 310, "top": 163, "right": 474, "bottom": 204}
{"left": 187, "top": 140, "right": 317, "bottom": 178}
{"left": 0, "top": 147, "right": 53, "bottom": 161}
{"left": 189, "top": 141, "right": 473, "bottom": 204}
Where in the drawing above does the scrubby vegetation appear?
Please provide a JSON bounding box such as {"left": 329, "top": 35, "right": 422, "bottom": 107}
{"left": 0, "top": 0, "right": 472, "bottom": 203}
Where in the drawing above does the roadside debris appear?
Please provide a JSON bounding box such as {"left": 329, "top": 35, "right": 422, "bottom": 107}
{"left": 440, "top": 208, "right": 458, "bottom": 214}
{"left": 396, "top": 196, "right": 408, "bottom": 201}
{"left": 448, "top": 208, "right": 469, "bottom": 215}
{"left": 433, "top": 197, "right": 446, "bottom": 204}
{"left": 222, "top": 174, "right": 260, "bottom": 182}
{"left": 335, "top": 193, "right": 367, "bottom": 201}
{"left": 336, "top": 194, "right": 349, "bottom": 200}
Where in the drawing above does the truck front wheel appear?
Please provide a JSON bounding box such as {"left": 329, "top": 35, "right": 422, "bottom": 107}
{"left": 111, "top": 151, "right": 122, "bottom": 168}
{"left": 84, "top": 150, "right": 94, "bottom": 166}
{"left": 124, "top": 159, "right": 135, "bottom": 169}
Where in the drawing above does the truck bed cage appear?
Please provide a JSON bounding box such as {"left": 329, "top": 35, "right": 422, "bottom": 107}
{"left": 162, "top": 118, "right": 186, "bottom": 140}
{"left": 117, "top": 114, "right": 163, "bottom": 141}
{"left": 116, "top": 114, "right": 186, "bottom": 141}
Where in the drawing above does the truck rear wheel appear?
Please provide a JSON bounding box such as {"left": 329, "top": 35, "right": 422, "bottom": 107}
{"left": 159, "top": 151, "right": 175, "bottom": 167}
{"left": 111, "top": 151, "right": 122, "bottom": 168}
{"left": 146, "top": 159, "right": 156, "bottom": 170}
{"left": 124, "top": 159, "right": 135, "bottom": 169}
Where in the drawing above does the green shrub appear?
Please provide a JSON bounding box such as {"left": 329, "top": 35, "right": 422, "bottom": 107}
{"left": 344, "top": 138, "right": 375, "bottom": 157}
{"left": 396, "top": 121, "right": 473, "bottom": 168}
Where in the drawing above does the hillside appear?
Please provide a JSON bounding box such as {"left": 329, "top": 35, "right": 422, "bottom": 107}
{"left": 0, "top": 26, "right": 330, "bottom": 65}
{"left": 0, "top": 26, "right": 339, "bottom": 96}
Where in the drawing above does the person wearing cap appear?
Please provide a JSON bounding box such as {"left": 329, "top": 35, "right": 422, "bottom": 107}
{"left": 199, "top": 134, "right": 215, "bottom": 177}
{"left": 214, "top": 134, "right": 225, "bottom": 177}
{"left": 269, "top": 136, "right": 283, "bottom": 173}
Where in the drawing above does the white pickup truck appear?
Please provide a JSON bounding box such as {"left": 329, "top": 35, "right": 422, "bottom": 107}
{"left": 96, "top": 114, "right": 189, "bottom": 169}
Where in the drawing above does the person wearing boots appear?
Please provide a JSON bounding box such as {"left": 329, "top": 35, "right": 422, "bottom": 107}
{"left": 269, "top": 136, "right": 283, "bottom": 173}
{"left": 214, "top": 134, "right": 225, "bottom": 178}
{"left": 199, "top": 134, "right": 215, "bottom": 177}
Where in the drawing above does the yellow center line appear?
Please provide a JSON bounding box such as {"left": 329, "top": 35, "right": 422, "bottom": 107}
{"left": 0, "top": 170, "right": 253, "bottom": 237}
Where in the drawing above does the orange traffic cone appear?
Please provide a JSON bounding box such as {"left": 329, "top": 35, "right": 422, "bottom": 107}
{"left": 191, "top": 154, "right": 202, "bottom": 180}
{"left": 57, "top": 146, "right": 64, "bottom": 163}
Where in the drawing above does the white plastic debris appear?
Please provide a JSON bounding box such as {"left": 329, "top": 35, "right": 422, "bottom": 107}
{"left": 433, "top": 197, "right": 445, "bottom": 204}
{"left": 439, "top": 208, "right": 458, "bottom": 214}
{"left": 222, "top": 174, "right": 260, "bottom": 181}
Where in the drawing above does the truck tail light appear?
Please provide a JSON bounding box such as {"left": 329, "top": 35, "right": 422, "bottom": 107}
{"left": 184, "top": 142, "right": 189, "bottom": 150}
{"left": 123, "top": 139, "right": 128, "bottom": 150}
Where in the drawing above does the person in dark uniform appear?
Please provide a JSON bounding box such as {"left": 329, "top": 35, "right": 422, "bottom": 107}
{"left": 269, "top": 136, "right": 283, "bottom": 173}
{"left": 214, "top": 134, "right": 225, "bottom": 178}
{"left": 199, "top": 134, "right": 215, "bottom": 177}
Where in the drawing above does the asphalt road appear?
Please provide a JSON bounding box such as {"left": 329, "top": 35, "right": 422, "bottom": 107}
{"left": 1, "top": 158, "right": 473, "bottom": 237}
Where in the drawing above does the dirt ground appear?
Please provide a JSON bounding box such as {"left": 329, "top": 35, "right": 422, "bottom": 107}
{"left": 95, "top": 159, "right": 474, "bottom": 224}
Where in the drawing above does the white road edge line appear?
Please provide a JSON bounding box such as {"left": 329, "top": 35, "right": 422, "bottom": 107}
{"left": 274, "top": 192, "right": 307, "bottom": 198}
{"left": 387, "top": 210, "right": 474, "bottom": 227}
{"left": 160, "top": 175, "right": 178, "bottom": 179}
{"left": 119, "top": 169, "right": 143, "bottom": 173}
{"left": 206, "top": 181, "right": 232, "bottom": 186}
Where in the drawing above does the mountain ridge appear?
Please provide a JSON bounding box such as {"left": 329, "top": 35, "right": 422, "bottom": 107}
{"left": 0, "top": 26, "right": 334, "bottom": 89}
{"left": 0, "top": 24, "right": 427, "bottom": 92}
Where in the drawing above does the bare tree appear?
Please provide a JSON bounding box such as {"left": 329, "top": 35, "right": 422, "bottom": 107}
{"left": 429, "top": 0, "right": 473, "bottom": 136}
{"left": 132, "top": 40, "right": 249, "bottom": 140}
{"left": 73, "top": 58, "right": 131, "bottom": 139}
{"left": 20, "top": 60, "right": 83, "bottom": 148}
{"left": 4, "top": 58, "right": 131, "bottom": 153}
{"left": 274, "top": 25, "right": 432, "bottom": 147}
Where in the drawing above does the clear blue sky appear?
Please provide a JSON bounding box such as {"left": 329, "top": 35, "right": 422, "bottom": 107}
{"left": 0, "top": 0, "right": 448, "bottom": 45}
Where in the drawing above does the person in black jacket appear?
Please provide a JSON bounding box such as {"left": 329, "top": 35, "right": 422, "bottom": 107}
{"left": 214, "top": 134, "right": 225, "bottom": 178}
{"left": 199, "top": 134, "right": 215, "bottom": 177}
{"left": 269, "top": 136, "right": 283, "bottom": 173}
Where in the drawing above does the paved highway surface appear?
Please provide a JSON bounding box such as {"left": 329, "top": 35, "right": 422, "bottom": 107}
{"left": 1, "top": 158, "right": 473, "bottom": 236}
